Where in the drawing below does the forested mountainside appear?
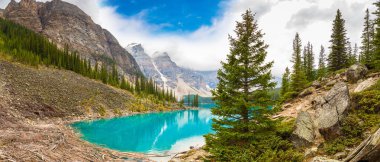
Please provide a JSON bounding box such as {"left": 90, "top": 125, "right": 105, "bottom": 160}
{"left": 0, "top": 15, "right": 179, "bottom": 160}
{"left": 1, "top": 0, "right": 141, "bottom": 77}
{"left": 127, "top": 43, "right": 214, "bottom": 97}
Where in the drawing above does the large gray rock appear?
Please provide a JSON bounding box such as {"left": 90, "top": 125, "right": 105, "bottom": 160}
{"left": 314, "top": 82, "right": 350, "bottom": 140}
{"left": 354, "top": 78, "right": 377, "bottom": 93}
{"left": 346, "top": 64, "right": 368, "bottom": 84}
{"left": 312, "top": 157, "right": 341, "bottom": 162}
{"left": 344, "top": 128, "right": 380, "bottom": 162}
{"left": 291, "top": 111, "right": 315, "bottom": 147}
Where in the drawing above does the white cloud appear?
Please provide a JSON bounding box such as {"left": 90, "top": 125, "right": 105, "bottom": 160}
{"left": 0, "top": 0, "right": 374, "bottom": 77}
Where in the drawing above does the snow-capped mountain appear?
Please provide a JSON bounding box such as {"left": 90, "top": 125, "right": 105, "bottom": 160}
{"left": 126, "top": 43, "right": 217, "bottom": 98}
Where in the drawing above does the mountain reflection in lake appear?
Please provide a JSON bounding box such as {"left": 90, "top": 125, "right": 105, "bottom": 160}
{"left": 72, "top": 108, "right": 214, "bottom": 154}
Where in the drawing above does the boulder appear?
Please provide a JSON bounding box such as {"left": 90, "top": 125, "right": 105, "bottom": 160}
{"left": 326, "top": 80, "right": 337, "bottom": 87}
{"left": 334, "top": 152, "right": 347, "bottom": 160}
{"left": 314, "top": 82, "right": 350, "bottom": 140}
{"left": 291, "top": 111, "right": 315, "bottom": 147}
{"left": 354, "top": 78, "right": 377, "bottom": 93}
{"left": 312, "top": 157, "right": 341, "bottom": 162}
{"left": 346, "top": 64, "right": 368, "bottom": 84}
{"left": 344, "top": 128, "right": 380, "bottom": 162}
{"left": 299, "top": 87, "right": 315, "bottom": 97}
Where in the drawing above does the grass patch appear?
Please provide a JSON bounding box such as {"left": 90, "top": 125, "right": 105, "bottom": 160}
{"left": 98, "top": 106, "right": 106, "bottom": 116}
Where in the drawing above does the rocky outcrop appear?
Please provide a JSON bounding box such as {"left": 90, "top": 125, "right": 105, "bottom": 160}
{"left": 344, "top": 128, "right": 380, "bottom": 162}
{"left": 291, "top": 111, "right": 315, "bottom": 147}
{"left": 4, "top": 0, "right": 43, "bottom": 32}
{"left": 354, "top": 77, "right": 377, "bottom": 92}
{"left": 346, "top": 64, "right": 368, "bottom": 84}
{"left": 3, "top": 0, "right": 141, "bottom": 76}
{"left": 314, "top": 82, "right": 350, "bottom": 140}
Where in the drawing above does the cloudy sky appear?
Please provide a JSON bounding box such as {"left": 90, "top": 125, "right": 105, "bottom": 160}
{"left": 0, "top": 0, "right": 375, "bottom": 77}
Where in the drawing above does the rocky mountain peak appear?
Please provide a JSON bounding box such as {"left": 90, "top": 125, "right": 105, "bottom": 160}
{"left": 126, "top": 43, "right": 145, "bottom": 55}
{"left": 127, "top": 44, "right": 215, "bottom": 97}
{"left": 152, "top": 51, "right": 170, "bottom": 58}
{"left": 3, "top": 0, "right": 142, "bottom": 77}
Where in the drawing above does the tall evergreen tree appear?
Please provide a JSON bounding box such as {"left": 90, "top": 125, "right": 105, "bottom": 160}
{"left": 347, "top": 43, "right": 358, "bottom": 66}
{"left": 290, "top": 33, "right": 307, "bottom": 92}
{"left": 304, "top": 42, "right": 315, "bottom": 81}
{"left": 360, "top": 9, "right": 375, "bottom": 67}
{"left": 205, "top": 10, "right": 276, "bottom": 160}
{"left": 317, "top": 45, "right": 327, "bottom": 78}
{"left": 372, "top": 2, "right": 380, "bottom": 69}
{"left": 280, "top": 67, "right": 291, "bottom": 96}
{"left": 328, "top": 9, "right": 349, "bottom": 71}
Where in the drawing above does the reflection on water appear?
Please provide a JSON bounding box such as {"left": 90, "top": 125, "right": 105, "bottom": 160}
{"left": 72, "top": 108, "right": 214, "bottom": 154}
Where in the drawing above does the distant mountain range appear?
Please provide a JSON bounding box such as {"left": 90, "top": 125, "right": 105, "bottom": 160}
{"left": 126, "top": 43, "right": 218, "bottom": 97}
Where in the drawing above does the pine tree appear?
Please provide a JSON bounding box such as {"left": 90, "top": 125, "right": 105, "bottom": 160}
{"left": 372, "top": 2, "right": 380, "bottom": 69}
{"left": 280, "top": 67, "right": 291, "bottom": 96}
{"left": 187, "top": 93, "right": 190, "bottom": 106}
{"left": 304, "top": 42, "right": 315, "bottom": 81}
{"left": 347, "top": 42, "right": 358, "bottom": 66}
{"left": 328, "top": 9, "right": 349, "bottom": 71}
{"left": 317, "top": 45, "right": 327, "bottom": 78}
{"left": 205, "top": 10, "right": 276, "bottom": 160}
{"left": 290, "top": 33, "right": 307, "bottom": 92}
{"left": 120, "top": 77, "right": 128, "bottom": 90}
{"left": 360, "top": 9, "right": 375, "bottom": 67}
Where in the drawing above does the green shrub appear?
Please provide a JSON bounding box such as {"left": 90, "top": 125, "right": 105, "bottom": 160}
{"left": 98, "top": 106, "right": 106, "bottom": 116}
{"left": 280, "top": 91, "right": 298, "bottom": 103}
{"left": 352, "top": 90, "right": 380, "bottom": 113}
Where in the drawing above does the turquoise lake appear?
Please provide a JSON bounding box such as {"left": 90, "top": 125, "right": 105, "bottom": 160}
{"left": 71, "top": 103, "right": 215, "bottom": 154}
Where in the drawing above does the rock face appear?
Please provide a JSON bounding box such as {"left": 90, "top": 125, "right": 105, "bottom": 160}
{"left": 314, "top": 82, "right": 350, "bottom": 140}
{"left": 344, "top": 128, "right": 380, "bottom": 162}
{"left": 346, "top": 64, "right": 368, "bottom": 84}
{"left": 291, "top": 111, "right": 315, "bottom": 147}
{"left": 126, "top": 43, "right": 216, "bottom": 97}
{"left": 3, "top": 0, "right": 141, "bottom": 76}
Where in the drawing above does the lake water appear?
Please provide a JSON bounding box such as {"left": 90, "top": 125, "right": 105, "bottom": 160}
{"left": 71, "top": 103, "right": 215, "bottom": 157}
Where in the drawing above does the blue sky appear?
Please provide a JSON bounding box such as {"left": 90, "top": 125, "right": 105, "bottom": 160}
{"left": 103, "top": 0, "right": 225, "bottom": 33}
{"left": 0, "top": 0, "right": 374, "bottom": 76}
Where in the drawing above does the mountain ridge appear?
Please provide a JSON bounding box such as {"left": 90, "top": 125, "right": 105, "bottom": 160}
{"left": 2, "top": 0, "right": 142, "bottom": 77}
{"left": 126, "top": 43, "right": 217, "bottom": 97}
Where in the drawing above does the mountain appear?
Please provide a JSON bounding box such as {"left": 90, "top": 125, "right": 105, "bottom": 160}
{"left": 196, "top": 71, "right": 218, "bottom": 89}
{"left": 1, "top": 0, "right": 141, "bottom": 76}
{"left": 126, "top": 43, "right": 217, "bottom": 97}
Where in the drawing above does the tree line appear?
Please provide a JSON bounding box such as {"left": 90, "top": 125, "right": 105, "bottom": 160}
{"left": 0, "top": 18, "right": 176, "bottom": 103}
{"left": 281, "top": 7, "right": 380, "bottom": 99}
